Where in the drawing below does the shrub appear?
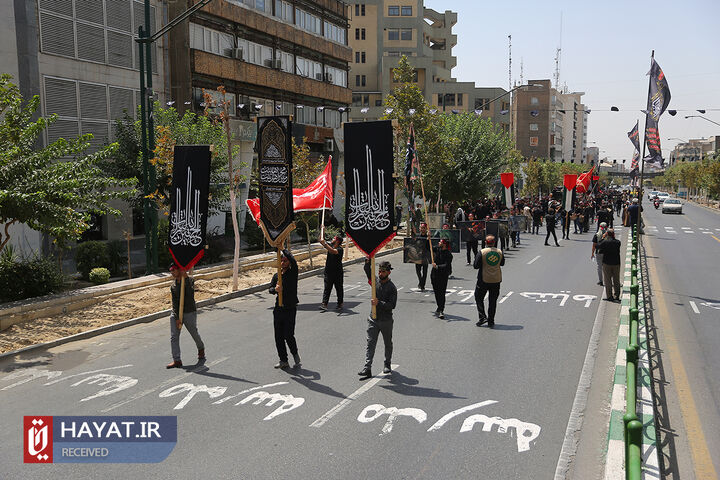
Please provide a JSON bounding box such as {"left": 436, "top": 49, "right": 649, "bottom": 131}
{"left": 75, "top": 241, "right": 110, "bottom": 279}
{"left": 106, "top": 240, "right": 127, "bottom": 276}
{"left": 89, "top": 267, "right": 111, "bottom": 284}
{"left": 0, "top": 254, "right": 65, "bottom": 302}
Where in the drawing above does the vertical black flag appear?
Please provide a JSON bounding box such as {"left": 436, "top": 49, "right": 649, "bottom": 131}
{"left": 643, "top": 58, "right": 671, "bottom": 170}
{"left": 344, "top": 121, "right": 395, "bottom": 257}
{"left": 404, "top": 124, "right": 416, "bottom": 195}
{"left": 168, "top": 145, "right": 212, "bottom": 270}
{"left": 258, "top": 116, "right": 294, "bottom": 246}
{"left": 627, "top": 121, "right": 641, "bottom": 179}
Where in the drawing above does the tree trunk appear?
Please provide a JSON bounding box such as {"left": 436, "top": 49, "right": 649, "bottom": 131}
{"left": 229, "top": 189, "right": 240, "bottom": 291}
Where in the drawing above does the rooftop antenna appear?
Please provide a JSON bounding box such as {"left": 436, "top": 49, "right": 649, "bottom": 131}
{"left": 508, "top": 34, "right": 512, "bottom": 91}
{"left": 554, "top": 13, "right": 562, "bottom": 89}
{"left": 520, "top": 58, "right": 524, "bottom": 86}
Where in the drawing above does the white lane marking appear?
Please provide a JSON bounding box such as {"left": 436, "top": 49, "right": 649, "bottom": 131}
{"left": 527, "top": 255, "right": 541, "bottom": 265}
{"left": 689, "top": 301, "right": 700, "bottom": 314}
{"left": 685, "top": 231, "right": 694, "bottom": 234}
{"left": 427, "top": 400, "right": 498, "bottom": 431}
{"left": 43, "top": 365, "right": 134, "bottom": 386}
{"left": 101, "top": 357, "right": 229, "bottom": 412}
{"left": 499, "top": 291, "right": 514, "bottom": 304}
{"left": 702, "top": 231, "right": 713, "bottom": 234}
{"left": 554, "top": 277, "right": 607, "bottom": 479}
{"left": 309, "top": 364, "right": 398, "bottom": 428}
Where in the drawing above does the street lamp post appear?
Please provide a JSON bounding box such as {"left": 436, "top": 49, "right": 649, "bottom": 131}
{"left": 684, "top": 115, "right": 720, "bottom": 127}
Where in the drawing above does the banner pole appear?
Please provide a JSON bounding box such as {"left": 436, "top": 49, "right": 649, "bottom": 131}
{"left": 370, "top": 256, "right": 377, "bottom": 320}
{"left": 638, "top": 51, "right": 654, "bottom": 233}
{"left": 418, "top": 173, "right": 434, "bottom": 265}
{"left": 178, "top": 275, "right": 185, "bottom": 331}
{"left": 277, "top": 247, "right": 283, "bottom": 307}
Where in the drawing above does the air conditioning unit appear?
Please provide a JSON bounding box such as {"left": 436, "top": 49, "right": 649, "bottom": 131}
{"left": 272, "top": 59, "right": 282, "bottom": 69}
{"left": 232, "top": 48, "right": 243, "bottom": 60}
{"left": 324, "top": 138, "right": 334, "bottom": 151}
{"left": 263, "top": 58, "right": 274, "bottom": 68}
{"left": 315, "top": 72, "right": 323, "bottom": 81}
{"left": 223, "top": 48, "right": 234, "bottom": 58}
{"left": 324, "top": 72, "right": 333, "bottom": 82}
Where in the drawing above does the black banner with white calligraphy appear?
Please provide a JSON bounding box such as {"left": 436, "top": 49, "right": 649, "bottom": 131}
{"left": 344, "top": 121, "right": 395, "bottom": 257}
{"left": 644, "top": 58, "right": 671, "bottom": 170}
{"left": 258, "top": 116, "right": 294, "bottom": 245}
{"left": 168, "top": 145, "right": 211, "bottom": 270}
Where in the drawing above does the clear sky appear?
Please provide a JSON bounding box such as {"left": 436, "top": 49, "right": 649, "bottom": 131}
{"left": 424, "top": 0, "right": 720, "bottom": 163}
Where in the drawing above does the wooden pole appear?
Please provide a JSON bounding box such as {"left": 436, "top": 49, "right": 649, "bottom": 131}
{"left": 178, "top": 275, "right": 185, "bottom": 331}
{"left": 418, "top": 174, "right": 435, "bottom": 264}
{"left": 370, "top": 256, "right": 377, "bottom": 320}
{"left": 277, "top": 248, "right": 283, "bottom": 307}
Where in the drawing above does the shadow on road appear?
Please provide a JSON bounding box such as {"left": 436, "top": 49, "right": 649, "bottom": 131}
{"left": 183, "top": 361, "right": 257, "bottom": 384}
{"left": 287, "top": 366, "right": 347, "bottom": 399}
{"left": 380, "top": 371, "right": 466, "bottom": 399}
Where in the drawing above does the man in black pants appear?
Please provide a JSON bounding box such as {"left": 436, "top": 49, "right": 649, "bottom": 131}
{"left": 319, "top": 235, "right": 344, "bottom": 311}
{"left": 414, "top": 222, "right": 430, "bottom": 291}
{"left": 464, "top": 213, "right": 480, "bottom": 265}
{"left": 358, "top": 261, "right": 398, "bottom": 379}
{"left": 532, "top": 205, "right": 543, "bottom": 235}
{"left": 545, "top": 208, "right": 560, "bottom": 246}
{"left": 431, "top": 239, "right": 453, "bottom": 319}
{"left": 269, "top": 249, "right": 300, "bottom": 369}
{"left": 474, "top": 235, "right": 505, "bottom": 328}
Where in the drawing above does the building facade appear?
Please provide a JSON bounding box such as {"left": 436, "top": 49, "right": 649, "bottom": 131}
{"left": 346, "top": 1, "right": 508, "bottom": 131}
{"left": 1, "top": 0, "right": 167, "bottom": 254}
{"left": 668, "top": 136, "right": 718, "bottom": 167}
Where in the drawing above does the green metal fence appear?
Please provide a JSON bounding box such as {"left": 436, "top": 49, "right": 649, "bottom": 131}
{"left": 625, "top": 224, "right": 642, "bottom": 479}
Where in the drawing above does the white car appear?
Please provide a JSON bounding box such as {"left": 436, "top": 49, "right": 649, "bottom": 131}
{"left": 656, "top": 192, "right": 670, "bottom": 202}
{"left": 648, "top": 190, "right": 659, "bottom": 200}
{"left": 661, "top": 198, "right": 683, "bottom": 214}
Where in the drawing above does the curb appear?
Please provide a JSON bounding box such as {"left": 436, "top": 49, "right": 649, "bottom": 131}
{"left": 0, "top": 247, "right": 402, "bottom": 360}
{"left": 603, "top": 231, "right": 659, "bottom": 479}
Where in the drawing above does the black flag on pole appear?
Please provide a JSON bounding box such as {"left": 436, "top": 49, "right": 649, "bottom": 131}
{"left": 643, "top": 58, "right": 671, "bottom": 170}
{"left": 168, "top": 145, "right": 212, "bottom": 270}
{"left": 344, "top": 121, "right": 395, "bottom": 257}
{"left": 627, "top": 121, "right": 641, "bottom": 179}
{"left": 258, "top": 116, "right": 295, "bottom": 246}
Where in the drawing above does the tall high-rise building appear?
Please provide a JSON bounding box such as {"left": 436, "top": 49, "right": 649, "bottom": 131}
{"left": 347, "top": 1, "right": 508, "bottom": 130}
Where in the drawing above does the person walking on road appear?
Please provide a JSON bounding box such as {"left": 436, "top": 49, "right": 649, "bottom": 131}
{"left": 545, "top": 208, "right": 560, "bottom": 246}
{"left": 414, "top": 222, "right": 430, "bottom": 291}
{"left": 597, "top": 229, "right": 622, "bottom": 301}
{"left": 474, "top": 235, "right": 505, "bottom": 328}
{"left": 532, "top": 204, "right": 543, "bottom": 235}
{"left": 319, "top": 235, "right": 344, "bottom": 311}
{"left": 269, "top": 249, "right": 301, "bottom": 369}
{"left": 627, "top": 198, "right": 643, "bottom": 234}
{"left": 591, "top": 222, "right": 608, "bottom": 286}
{"left": 166, "top": 264, "right": 205, "bottom": 369}
{"left": 358, "top": 261, "right": 397, "bottom": 379}
{"left": 464, "top": 213, "right": 480, "bottom": 265}
{"left": 431, "top": 239, "right": 453, "bottom": 319}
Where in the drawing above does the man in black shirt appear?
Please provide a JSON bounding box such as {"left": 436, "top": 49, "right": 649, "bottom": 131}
{"left": 531, "top": 205, "right": 543, "bottom": 235}
{"left": 167, "top": 264, "right": 205, "bottom": 369}
{"left": 431, "top": 239, "right": 453, "bottom": 319}
{"left": 269, "top": 249, "right": 301, "bottom": 369}
{"left": 545, "top": 208, "right": 560, "bottom": 246}
{"left": 358, "top": 260, "right": 397, "bottom": 379}
{"left": 597, "top": 229, "right": 622, "bottom": 301}
{"left": 320, "top": 235, "right": 344, "bottom": 311}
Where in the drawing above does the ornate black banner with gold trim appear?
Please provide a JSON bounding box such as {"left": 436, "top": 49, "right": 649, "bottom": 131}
{"left": 258, "top": 116, "right": 294, "bottom": 246}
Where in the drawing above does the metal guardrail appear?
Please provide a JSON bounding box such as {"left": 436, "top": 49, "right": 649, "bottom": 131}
{"left": 624, "top": 224, "right": 642, "bottom": 479}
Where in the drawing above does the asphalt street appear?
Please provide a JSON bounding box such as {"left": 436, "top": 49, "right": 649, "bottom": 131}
{"left": 641, "top": 201, "right": 720, "bottom": 479}
{"left": 1, "top": 222, "right": 621, "bottom": 479}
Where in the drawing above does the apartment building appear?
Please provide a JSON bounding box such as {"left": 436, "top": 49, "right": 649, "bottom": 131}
{"left": 557, "top": 91, "right": 588, "bottom": 164}
{"left": 1, "top": 0, "right": 167, "bottom": 254}
{"left": 669, "top": 136, "right": 719, "bottom": 167}
{"left": 346, "top": 1, "right": 509, "bottom": 130}
{"left": 168, "top": 0, "right": 352, "bottom": 230}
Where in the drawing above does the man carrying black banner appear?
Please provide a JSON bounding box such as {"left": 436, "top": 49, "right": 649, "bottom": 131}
{"left": 358, "top": 261, "right": 397, "bottom": 379}
{"left": 269, "top": 249, "right": 301, "bottom": 369}
{"left": 414, "top": 222, "right": 430, "bottom": 291}
{"left": 474, "top": 235, "right": 505, "bottom": 328}
{"left": 320, "top": 235, "right": 344, "bottom": 311}
{"left": 431, "top": 239, "right": 453, "bottom": 319}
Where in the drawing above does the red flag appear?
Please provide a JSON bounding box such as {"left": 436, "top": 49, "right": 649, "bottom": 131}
{"left": 246, "top": 157, "right": 334, "bottom": 225}
{"left": 563, "top": 174, "right": 577, "bottom": 191}
{"left": 500, "top": 172, "right": 514, "bottom": 188}
{"left": 575, "top": 166, "right": 594, "bottom": 193}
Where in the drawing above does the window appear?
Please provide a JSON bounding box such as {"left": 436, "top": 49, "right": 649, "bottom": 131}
{"left": 324, "top": 21, "right": 346, "bottom": 44}
{"left": 236, "top": 38, "right": 272, "bottom": 67}
{"left": 388, "top": 28, "right": 399, "bottom": 40}
{"left": 355, "top": 4, "right": 365, "bottom": 16}
{"left": 361, "top": 75, "right": 366, "bottom": 86}
{"left": 296, "top": 56, "right": 322, "bottom": 79}
{"left": 195, "top": 87, "right": 236, "bottom": 116}
{"left": 400, "top": 29, "right": 412, "bottom": 40}
{"left": 295, "top": 8, "right": 321, "bottom": 34}
{"left": 355, "top": 4, "right": 359, "bottom": 16}
{"left": 355, "top": 75, "right": 361, "bottom": 87}
{"left": 355, "top": 28, "right": 360, "bottom": 40}
{"left": 324, "top": 65, "right": 347, "bottom": 87}
{"left": 274, "top": 0, "right": 293, "bottom": 21}
{"left": 530, "top": 97, "right": 539, "bottom": 105}
{"left": 375, "top": 99, "right": 382, "bottom": 106}
{"left": 457, "top": 93, "right": 462, "bottom": 106}
{"left": 388, "top": 6, "right": 399, "bottom": 16}
{"left": 361, "top": 4, "right": 365, "bottom": 15}
{"left": 276, "top": 50, "right": 294, "bottom": 73}
{"left": 387, "top": 51, "right": 399, "bottom": 57}
{"left": 190, "top": 23, "right": 233, "bottom": 56}
{"left": 530, "top": 137, "right": 539, "bottom": 146}
{"left": 355, "top": 52, "right": 360, "bottom": 63}
{"left": 361, "top": 28, "right": 365, "bottom": 40}
{"left": 440, "top": 94, "right": 455, "bottom": 106}
{"left": 361, "top": 51, "right": 366, "bottom": 63}
{"left": 352, "top": 94, "right": 369, "bottom": 107}
{"left": 401, "top": 5, "right": 412, "bottom": 15}
{"left": 530, "top": 123, "right": 538, "bottom": 131}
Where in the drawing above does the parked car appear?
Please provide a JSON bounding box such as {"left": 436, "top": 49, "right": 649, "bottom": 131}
{"left": 661, "top": 198, "right": 683, "bottom": 214}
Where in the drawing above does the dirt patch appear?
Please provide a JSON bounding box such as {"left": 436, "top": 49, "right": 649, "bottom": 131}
{"left": 0, "top": 243, "right": 392, "bottom": 354}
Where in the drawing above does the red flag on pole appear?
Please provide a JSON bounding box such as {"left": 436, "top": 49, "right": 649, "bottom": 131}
{"left": 500, "top": 172, "right": 515, "bottom": 209}
{"left": 575, "top": 166, "right": 594, "bottom": 193}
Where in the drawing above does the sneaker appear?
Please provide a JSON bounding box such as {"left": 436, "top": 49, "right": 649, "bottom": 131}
{"left": 166, "top": 360, "right": 182, "bottom": 369}
{"left": 433, "top": 309, "right": 440, "bottom": 316}
{"left": 357, "top": 368, "right": 372, "bottom": 379}
{"left": 466, "top": 262, "right": 471, "bottom": 266}
{"left": 476, "top": 318, "right": 487, "bottom": 327}
{"left": 320, "top": 303, "right": 328, "bottom": 311}
{"left": 544, "top": 242, "right": 550, "bottom": 246}
{"left": 438, "top": 312, "right": 445, "bottom": 319}
{"left": 274, "top": 361, "right": 290, "bottom": 369}
{"left": 335, "top": 303, "right": 343, "bottom": 310}
{"left": 383, "top": 364, "right": 392, "bottom": 374}
{"left": 197, "top": 349, "right": 206, "bottom": 361}
{"left": 292, "top": 354, "right": 301, "bottom": 367}
{"left": 488, "top": 321, "right": 495, "bottom": 328}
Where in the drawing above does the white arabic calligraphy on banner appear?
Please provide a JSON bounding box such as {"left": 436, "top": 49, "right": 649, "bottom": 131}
{"left": 348, "top": 145, "right": 391, "bottom": 231}
{"left": 170, "top": 166, "right": 203, "bottom": 247}
{"left": 260, "top": 165, "right": 288, "bottom": 184}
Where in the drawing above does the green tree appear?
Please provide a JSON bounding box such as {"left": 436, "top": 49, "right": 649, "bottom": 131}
{"left": 0, "top": 74, "right": 135, "bottom": 252}
{"left": 381, "top": 55, "right": 448, "bottom": 214}
{"left": 439, "top": 113, "right": 514, "bottom": 201}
